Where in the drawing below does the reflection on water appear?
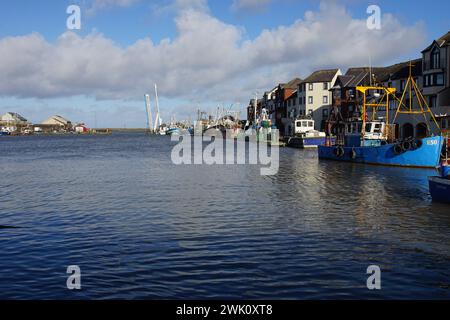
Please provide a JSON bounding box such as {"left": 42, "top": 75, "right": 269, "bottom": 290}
{"left": 0, "top": 133, "right": 449, "bottom": 299}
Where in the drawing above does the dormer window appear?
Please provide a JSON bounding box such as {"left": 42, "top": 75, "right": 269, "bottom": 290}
{"left": 431, "top": 47, "right": 440, "bottom": 69}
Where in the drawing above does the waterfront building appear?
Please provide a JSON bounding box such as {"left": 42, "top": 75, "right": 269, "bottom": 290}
{"left": 74, "top": 123, "right": 90, "bottom": 134}
{"left": 0, "top": 112, "right": 28, "bottom": 125}
{"left": 297, "top": 69, "right": 341, "bottom": 132}
{"left": 422, "top": 31, "right": 450, "bottom": 109}
{"left": 421, "top": 31, "right": 450, "bottom": 137}
{"left": 0, "top": 112, "right": 30, "bottom": 133}
{"left": 246, "top": 98, "right": 263, "bottom": 124}
{"left": 39, "top": 115, "right": 73, "bottom": 133}
{"left": 274, "top": 78, "right": 302, "bottom": 136}
{"left": 262, "top": 87, "right": 279, "bottom": 125}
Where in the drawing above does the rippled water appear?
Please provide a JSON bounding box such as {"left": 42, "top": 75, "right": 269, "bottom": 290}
{"left": 1, "top": 133, "right": 450, "bottom": 299}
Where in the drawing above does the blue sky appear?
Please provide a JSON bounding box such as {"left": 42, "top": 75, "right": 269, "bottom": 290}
{"left": 0, "top": 0, "right": 449, "bottom": 127}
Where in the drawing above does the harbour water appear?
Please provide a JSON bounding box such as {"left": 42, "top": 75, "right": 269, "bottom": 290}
{"left": 1, "top": 133, "right": 450, "bottom": 299}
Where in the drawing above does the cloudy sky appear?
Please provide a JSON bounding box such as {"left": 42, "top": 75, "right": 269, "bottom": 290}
{"left": 0, "top": 0, "right": 448, "bottom": 127}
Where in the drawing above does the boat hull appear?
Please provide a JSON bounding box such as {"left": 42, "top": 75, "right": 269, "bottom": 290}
{"left": 288, "top": 136, "right": 334, "bottom": 149}
{"left": 429, "top": 176, "right": 450, "bottom": 203}
{"left": 166, "top": 128, "right": 181, "bottom": 136}
{"left": 318, "top": 136, "right": 443, "bottom": 168}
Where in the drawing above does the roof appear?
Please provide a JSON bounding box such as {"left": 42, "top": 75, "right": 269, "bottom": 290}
{"left": 302, "top": 69, "right": 340, "bottom": 83}
{"left": 280, "top": 78, "right": 302, "bottom": 89}
{"left": 42, "top": 115, "right": 71, "bottom": 125}
{"left": 287, "top": 90, "right": 298, "bottom": 100}
{"left": 387, "top": 59, "right": 422, "bottom": 81}
{"left": 336, "top": 60, "right": 421, "bottom": 88}
{"left": 2, "top": 112, "right": 28, "bottom": 122}
{"left": 422, "top": 30, "right": 450, "bottom": 52}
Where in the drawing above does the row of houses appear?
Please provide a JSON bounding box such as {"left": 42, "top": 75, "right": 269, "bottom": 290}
{"left": 248, "top": 30, "right": 450, "bottom": 138}
{"left": 0, "top": 112, "right": 89, "bottom": 134}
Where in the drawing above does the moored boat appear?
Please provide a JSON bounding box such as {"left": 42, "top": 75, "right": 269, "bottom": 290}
{"left": 319, "top": 63, "right": 443, "bottom": 168}
{"left": 429, "top": 160, "right": 450, "bottom": 203}
{"left": 319, "top": 135, "right": 443, "bottom": 168}
{"left": 166, "top": 127, "right": 181, "bottom": 136}
{"left": 287, "top": 119, "right": 330, "bottom": 149}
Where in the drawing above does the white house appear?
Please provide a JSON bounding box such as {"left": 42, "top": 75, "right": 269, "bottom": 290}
{"left": 297, "top": 69, "right": 342, "bottom": 131}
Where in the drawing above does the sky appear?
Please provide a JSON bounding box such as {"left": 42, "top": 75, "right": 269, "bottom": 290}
{"left": 0, "top": 0, "right": 449, "bottom": 128}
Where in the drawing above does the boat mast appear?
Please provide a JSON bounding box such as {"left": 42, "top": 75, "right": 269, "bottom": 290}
{"left": 357, "top": 86, "right": 396, "bottom": 141}
{"left": 392, "top": 61, "right": 441, "bottom": 132}
{"left": 154, "top": 84, "right": 161, "bottom": 132}
{"left": 254, "top": 92, "right": 258, "bottom": 128}
{"left": 145, "top": 94, "right": 153, "bottom": 134}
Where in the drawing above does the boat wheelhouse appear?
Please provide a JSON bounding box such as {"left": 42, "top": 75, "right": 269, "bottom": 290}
{"left": 287, "top": 118, "right": 328, "bottom": 148}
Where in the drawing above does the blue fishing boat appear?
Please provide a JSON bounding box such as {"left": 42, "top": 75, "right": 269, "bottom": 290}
{"left": 429, "top": 161, "right": 450, "bottom": 203}
{"left": 319, "top": 135, "right": 443, "bottom": 168}
{"left": 319, "top": 63, "right": 443, "bottom": 168}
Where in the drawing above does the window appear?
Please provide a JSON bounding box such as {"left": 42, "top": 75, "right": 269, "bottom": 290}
{"left": 323, "top": 96, "right": 328, "bottom": 104}
{"left": 323, "top": 109, "right": 329, "bottom": 118}
{"left": 424, "top": 73, "right": 445, "bottom": 87}
{"left": 400, "top": 80, "right": 406, "bottom": 91}
{"left": 308, "top": 121, "right": 314, "bottom": 127}
{"left": 441, "top": 119, "right": 448, "bottom": 129}
{"left": 374, "top": 123, "right": 382, "bottom": 133}
{"left": 431, "top": 47, "right": 440, "bottom": 69}
{"left": 323, "top": 83, "right": 328, "bottom": 90}
{"left": 308, "top": 96, "right": 313, "bottom": 104}
{"left": 308, "top": 83, "right": 313, "bottom": 91}
{"left": 308, "top": 109, "right": 313, "bottom": 116}
{"left": 429, "top": 95, "right": 437, "bottom": 108}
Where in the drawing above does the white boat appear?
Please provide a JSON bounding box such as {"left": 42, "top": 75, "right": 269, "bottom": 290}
{"left": 287, "top": 119, "right": 327, "bottom": 148}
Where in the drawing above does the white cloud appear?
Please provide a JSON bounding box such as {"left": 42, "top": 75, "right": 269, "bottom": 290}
{"left": 87, "top": 0, "right": 139, "bottom": 14}
{"left": 0, "top": 1, "right": 427, "bottom": 108}
{"left": 231, "top": 0, "right": 272, "bottom": 12}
